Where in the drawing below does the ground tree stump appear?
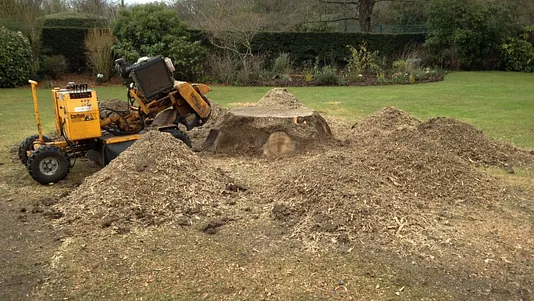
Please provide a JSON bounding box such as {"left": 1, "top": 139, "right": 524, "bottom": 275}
{"left": 203, "top": 106, "right": 332, "bottom": 157}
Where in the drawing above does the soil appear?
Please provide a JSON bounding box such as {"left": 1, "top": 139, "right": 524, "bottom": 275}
{"left": 98, "top": 98, "right": 129, "bottom": 111}
{"left": 2, "top": 97, "right": 534, "bottom": 300}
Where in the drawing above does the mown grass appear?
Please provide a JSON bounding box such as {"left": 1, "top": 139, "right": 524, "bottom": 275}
{"left": 1, "top": 71, "right": 534, "bottom": 150}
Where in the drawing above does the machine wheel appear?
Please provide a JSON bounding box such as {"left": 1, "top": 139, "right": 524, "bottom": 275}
{"left": 161, "top": 128, "right": 192, "bottom": 148}
{"left": 27, "top": 145, "right": 70, "bottom": 185}
{"left": 18, "top": 134, "right": 52, "bottom": 165}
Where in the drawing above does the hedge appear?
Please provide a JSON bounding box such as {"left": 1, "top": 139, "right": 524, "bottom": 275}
{"left": 43, "top": 24, "right": 426, "bottom": 73}
{"left": 251, "top": 32, "right": 426, "bottom": 66}
{"left": 41, "top": 13, "right": 107, "bottom": 73}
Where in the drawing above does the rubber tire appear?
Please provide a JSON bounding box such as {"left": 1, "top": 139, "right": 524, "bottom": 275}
{"left": 27, "top": 145, "right": 70, "bottom": 185}
{"left": 161, "top": 128, "right": 192, "bottom": 148}
{"left": 18, "top": 134, "right": 52, "bottom": 165}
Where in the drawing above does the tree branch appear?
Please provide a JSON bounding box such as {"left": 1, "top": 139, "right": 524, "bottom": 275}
{"left": 302, "top": 16, "right": 359, "bottom": 24}
{"left": 321, "top": 0, "right": 360, "bottom": 5}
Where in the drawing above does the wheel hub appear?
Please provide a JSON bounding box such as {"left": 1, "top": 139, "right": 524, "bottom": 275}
{"left": 39, "top": 157, "right": 59, "bottom": 176}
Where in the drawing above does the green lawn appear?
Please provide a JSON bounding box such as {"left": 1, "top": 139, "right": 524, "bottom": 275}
{"left": 1, "top": 71, "right": 534, "bottom": 149}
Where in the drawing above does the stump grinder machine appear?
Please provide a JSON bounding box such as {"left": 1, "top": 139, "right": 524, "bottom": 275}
{"left": 19, "top": 56, "right": 212, "bottom": 185}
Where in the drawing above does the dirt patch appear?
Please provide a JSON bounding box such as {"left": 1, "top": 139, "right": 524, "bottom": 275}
{"left": 256, "top": 88, "right": 307, "bottom": 109}
{"left": 54, "top": 130, "right": 241, "bottom": 234}
{"left": 5, "top": 104, "right": 533, "bottom": 300}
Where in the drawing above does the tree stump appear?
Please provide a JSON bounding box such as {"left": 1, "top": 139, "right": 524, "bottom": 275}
{"left": 203, "top": 106, "right": 332, "bottom": 156}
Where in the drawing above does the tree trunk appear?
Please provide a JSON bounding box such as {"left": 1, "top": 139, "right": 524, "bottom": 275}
{"left": 358, "top": 0, "right": 375, "bottom": 32}
{"left": 202, "top": 106, "right": 332, "bottom": 157}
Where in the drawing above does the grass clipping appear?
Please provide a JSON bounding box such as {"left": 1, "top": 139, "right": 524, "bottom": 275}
{"left": 57, "top": 131, "right": 232, "bottom": 233}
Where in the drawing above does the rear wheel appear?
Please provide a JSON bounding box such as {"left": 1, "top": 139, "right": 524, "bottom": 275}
{"left": 27, "top": 145, "right": 70, "bottom": 185}
{"left": 18, "top": 134, "right": 52, "bottom": 165}
{"left": 161, "top": 128, "right": 192, "bottom": 148}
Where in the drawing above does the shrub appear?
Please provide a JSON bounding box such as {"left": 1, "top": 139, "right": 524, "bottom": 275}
{"left": 168, "top": 38, "right": 208, "bottom": 80}
{"left": 0, "top": 27, "right": 32, "bottom": 88}
{"left": 113, "top": 3, "right": 207, "bottom": 81}
{"left": 272, "top": 53, "right": 292, "bottom": 75}
{"left": 501, "top": 27, "right": 534, "bottom": 72}
{"left": 315, "top": 66, "right": 340, "bottom": 86}
{"left": 392, "top": 60, "right": 408, "bottom": 72}
{"left": 204, "top": 52, "right": 238, "bottom": 84}
{"left": 346, "top": 43, "right": 382, "bottom": 75}
{"left": 85, "top": 28, "right": 115, "bottom": 81}
{"left": 235, "top": 55, "right": 265, "bottom": 85}
{"left": 426, "top": 0, "right": 511, "bottom": 70}
{"left": 252, "top": 32, "right": 426, "bottom": 68}
{"left": 40, "top": 55, "right": 68, "bottom": 79}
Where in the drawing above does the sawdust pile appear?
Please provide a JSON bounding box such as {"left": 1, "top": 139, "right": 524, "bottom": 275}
{"left": 56, "top": 131, "right": 238, "bottom": 233}
{"left": 419, "top": 117, "right": 532, "bottom": 167}
{"left": 256, "top": 88, "right": 307, "bottom": 109}
{"left": 270, "top": 107, "right": 525, "bottom": 248}
{"left": 352, "top": 106, "right": 421, "bottom": 134}
{"left": 188, "top": 101, "right": 227, "bottom": 149}
{"left": 99, "top": 98, "right": 129, "bottom": 111}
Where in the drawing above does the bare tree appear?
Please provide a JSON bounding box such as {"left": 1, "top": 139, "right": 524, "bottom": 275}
{"left": 178, "top": 0, "right": 268, "bottom": 71}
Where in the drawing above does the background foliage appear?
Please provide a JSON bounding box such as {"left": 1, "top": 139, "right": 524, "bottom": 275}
{"left": 113, "top": 4, "right": 207, "bottom": 81}
{"left": 426, "top": 0, "right": 513, "bottom": 70}
{"left": 0, "top": 27, "right": 32, "bottom": 88}
{"left": 41, "top": 13, "right": 107, "bottom": 73}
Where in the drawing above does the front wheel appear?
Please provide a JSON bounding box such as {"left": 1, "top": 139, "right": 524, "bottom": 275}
{"left": 18, "top": 134, "right": 52, "bottom": 165}
{"left": 27, "top": 145, "right": 70, "bottom": 185}
{"left": 160, "top": 128, "right": 192, "bottom": 148}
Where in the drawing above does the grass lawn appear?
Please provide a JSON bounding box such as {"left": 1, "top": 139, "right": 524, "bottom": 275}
{"left": 1, "top": 71, "right": 534, "bottom": 301}
{"left": 1, "top": 71, "right": 534, "bottom": 149}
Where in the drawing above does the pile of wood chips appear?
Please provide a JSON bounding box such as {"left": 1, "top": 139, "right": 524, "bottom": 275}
{"left": 56, "top": 131, "right": 238, "bottom": 234}
{"left": 270, "top": 107, "right": 530, "bottom": 250}
{"left": 256, "top": 88, "right": 308, "bottom": 109}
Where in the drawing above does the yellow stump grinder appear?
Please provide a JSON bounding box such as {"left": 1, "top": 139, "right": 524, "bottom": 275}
{"left": 19, "top": 56, "right": 212, "bottom": 184}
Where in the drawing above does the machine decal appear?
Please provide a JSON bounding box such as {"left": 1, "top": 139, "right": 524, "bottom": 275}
{"left": 74, "top": 106, "right": 91, "bottom": 112}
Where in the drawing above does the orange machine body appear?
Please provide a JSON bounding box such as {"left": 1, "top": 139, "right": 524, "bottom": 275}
{"left": 52, "top": 88, "right": 102, "bottom": 141}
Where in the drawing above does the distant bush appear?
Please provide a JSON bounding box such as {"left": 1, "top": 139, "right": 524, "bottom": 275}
{"left": 272, "top": 53, "right": 292, "bottom": 75}
{"left": 204, "top": 52, "right": 238, "bottom": 84}
{"left": 0, "top": 27, "right": 32, "bottom": 88}
{"left": 85, "top": 28, "right": 115, "bottom": 81}
{"left": 40, "top": 55, "right": 69, "bottom": 79}
{"left": 113, "top": 3, "right": 207, "bottom": 81}
{"left": 426, "top": 0, "right": 511, "bottom": 70}
{"left": 315, "top": 66, "right": 340, "bottom": 86}
{"left": 501, "top": 27, "right": 534, "bottom": 72}
{"left": 252, "top": 32, "right": 425, "bottom": 68}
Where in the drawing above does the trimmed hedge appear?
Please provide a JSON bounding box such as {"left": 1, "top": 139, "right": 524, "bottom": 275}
{"left": 41, "top": 13, "right": 107, "bottom": 73}
{"left": 43, "top": 12, "right": 108, "bottom": 28}
{"left": 251, "top": 32, "right": 426, "bottom": 66}
{"left": 43, "top": 23, "right": 426, "bottom": 73}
